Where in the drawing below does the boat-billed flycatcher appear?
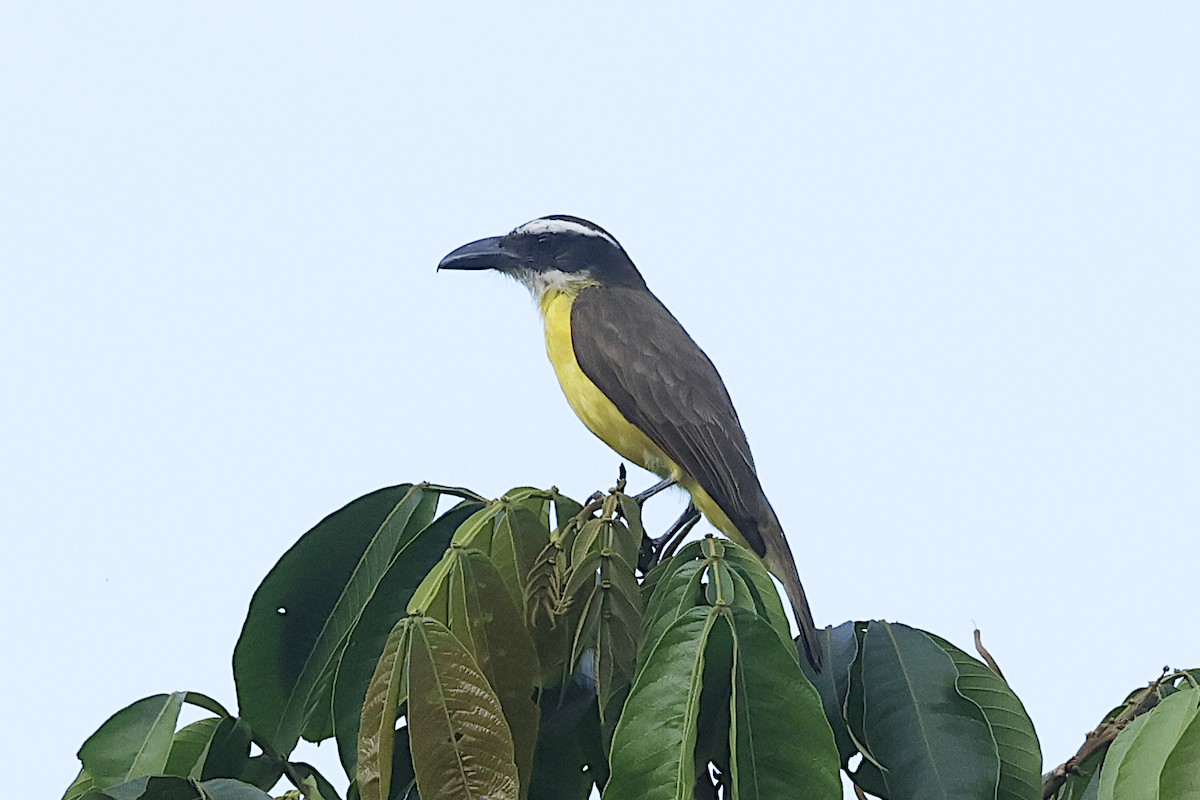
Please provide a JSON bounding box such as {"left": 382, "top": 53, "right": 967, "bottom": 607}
{"left": 438, "top": 215, "right": 821, "bottom": 670}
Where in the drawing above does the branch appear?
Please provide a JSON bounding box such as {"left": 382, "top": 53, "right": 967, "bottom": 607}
{"left": 1041, "top": 677, "right": 1166, "bottom": 799}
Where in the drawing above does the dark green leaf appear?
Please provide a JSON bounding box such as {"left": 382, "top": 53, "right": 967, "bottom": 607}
{"left": 80, "top": 776, "right": 272, "bottom": 800}
{"left": 927, "top": 633, "right": 1042, "bottom": 800}
{"left": 851, "top": 621, "right": 998, "bottom": 800}
{"left": 693, "top": 610, "right": 733, "bottom": 781}
{"left": 189, "top": 778, "right": 274, "bottom": 799}
{"left": 386, "top": 727, "right": 417, "bottom": 800}
{"left": 234, "top": 485, "right": 442, "bottom": 755}
{"left": 800, "top": 621, "right": 863, "bottom": 764}
{"left": 528, "top": 689, "right": 602, "bottom": 800}
{"left": 199, "top": 718, "right": 255, "bottom": 781}
{"left": 291, "top": 762, "right": 345, "bottom": 800}
{"left": 230, "top": 754, "right": 283, "bottom": 792}
{"left": 181, "top": 692, "right": 231, "bottom": 719}
{"left": 331, "top": 500, "right": 483, "bottom": 775}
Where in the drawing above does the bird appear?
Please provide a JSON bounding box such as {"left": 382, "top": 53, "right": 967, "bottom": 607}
{"left": 438, "top": 215, "right": 821, "bottom": 670}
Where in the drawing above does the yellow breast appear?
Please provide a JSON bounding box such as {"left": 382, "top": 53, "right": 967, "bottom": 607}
{"left": 538, "top": 288, "right": 744, "bottom": 543}
{"left": 540, "top": 289, "right": 679, "bottom": 480}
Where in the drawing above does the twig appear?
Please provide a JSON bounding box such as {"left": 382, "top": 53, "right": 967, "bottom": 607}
{"left": 973, "top": 629, "right": 1005, "bottom": 680}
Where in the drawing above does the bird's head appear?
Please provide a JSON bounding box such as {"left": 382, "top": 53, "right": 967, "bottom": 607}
{"left": 438, "top": 215, "right": 647, "bottom": 297}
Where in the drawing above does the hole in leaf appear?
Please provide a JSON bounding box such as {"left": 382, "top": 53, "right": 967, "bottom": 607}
{"left": 249, "top": 743, "right": 263, "bottom": 757}
{"left": 276, "top": 607, "right": 287, "bottom": 615}
{"left": 453, "top": 731, "right": 463, "bottom": 742}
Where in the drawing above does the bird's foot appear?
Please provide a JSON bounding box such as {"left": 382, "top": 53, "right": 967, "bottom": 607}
{"left": 639, "top": 503, "right": 701, "bottom": 571}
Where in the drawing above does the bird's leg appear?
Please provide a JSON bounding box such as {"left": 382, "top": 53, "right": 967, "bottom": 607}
{"left": 633, "top": 477, "right": 677, "bottom": 504}
{"left": 652, "top": 503, "right": 701, "bottom": 555}
{"left": 638, "top": 501, "right": 700, "bottom": 572}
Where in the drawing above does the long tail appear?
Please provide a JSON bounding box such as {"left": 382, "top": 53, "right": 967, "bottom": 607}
{"left": 760, "top": 518, "right": 822, "bottom": 672}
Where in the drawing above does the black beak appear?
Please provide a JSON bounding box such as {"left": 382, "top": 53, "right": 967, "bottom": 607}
{"left": 437, "top": 236, "right": 518, "bottom": 272}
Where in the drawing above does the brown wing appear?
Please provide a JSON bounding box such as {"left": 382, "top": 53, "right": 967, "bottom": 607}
{"left": 570, "top": 285, "right": 770, "bottom": 555}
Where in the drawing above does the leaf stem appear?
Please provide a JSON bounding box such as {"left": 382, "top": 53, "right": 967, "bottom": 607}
{"left": 251, "top": 736, "right": 312, "bottom": 799}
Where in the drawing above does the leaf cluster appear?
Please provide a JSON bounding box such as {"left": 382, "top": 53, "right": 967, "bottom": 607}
{"left": 61, "top": 481, "right": 1199, "bottom": 800}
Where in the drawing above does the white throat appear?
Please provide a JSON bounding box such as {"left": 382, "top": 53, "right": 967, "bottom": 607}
{"left": 510, "top": 268, "right": 594, "bottom": 306}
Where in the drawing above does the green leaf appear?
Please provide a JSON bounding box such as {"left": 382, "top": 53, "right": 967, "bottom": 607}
{"left": 850, "top": 621, "right": 998, "bottom": 800}
{"left": 715, "top": 542, "right": 791, "bottom": 643}
{"left": 80, "top": 776, "right": 273, "bottom": 800}
{"left": 64, "top": 768, "right": 97, "bottom": 800}
{"left": 386, "top": 727, "right": 417, "bottom": 800}
{"left": 331, "top": 501, "right": 483, "bottom": 775}
{"left": 800, "top": 621, "right": 863, "bottom": 765}
{"left": 1098, "top": 686, "right": 1200, "bottom": 800}
{"left": 190, "top": 778, "right": 275, "bottom": 799}
{"left": 528, "top": 689, "right": 603, "bottom": 800}
{"left": 444, "top": 548, "right": 541, "bottom": 796}
{"left": 457, "top": 499, "right": 549, "bottom": 612}
{"left": 182, "top": 692, "right": 232, "bottom": 719}
{"left": 639, "top": 539, "right": 791, "bottom": 662}
{"left": 693, "top": 611, "right": 733, "bottom": 784}
{"left": 525, "top": 536, "right": 579, "bottom": 690}
{"left": 291, "top": 762, "right": 344, "bottom": 800}
{"left": 405, "top": 617, "right": 520, "bottom": 800}
{"left": 74, "top": 695, "right": 258, "bottom": 794}
{"left": 230, "top": 754, "right": 283, "bottom": 792}
{"left": 567, "top": 517, "right": 643, "bottom": 740}
{"left": 357, "top": 618, "right": 414, "bottom": 800}
{"left": 927, "top": 634, "right": 1042, "bottom": 800}
{"left": 1160, "top": 693, "right": 1200, "bottom": 797}
{"left": 606, "top": 606, "right": 718, "bottom": 800}
{"left": 726, "top": 607, "right": 839, "bottom": 799}
{"left": 704, "top": 559, "right": 736, "bottom": 607}
{"left": 78, "top": 693, "right": 185, "bottom": 789}
{"left": 639, "top": 558, "right": 705, "bottom": 661}
{"left": 1052, "top": 748, "right": 1105, "bottom": 800}
{"left": 200, "top": 718, "right": 256, "bottom": 782}
{"left": 551, "top": 491, "right": 584, "bottom": 533}
{"left": 233, "top": 484, "right": 441, "bottom": 755}
{"left": 163, "top": 717, "right": 222, "bottom": 779}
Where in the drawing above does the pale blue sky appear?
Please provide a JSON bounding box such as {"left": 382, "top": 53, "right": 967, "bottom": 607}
{"left": 3, "top": 4, "right": 1197, "bottom": 798}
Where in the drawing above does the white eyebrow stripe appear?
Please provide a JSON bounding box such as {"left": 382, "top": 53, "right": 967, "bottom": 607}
{"left": 513, "top": 217, "right": 619, "bottom": 247}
